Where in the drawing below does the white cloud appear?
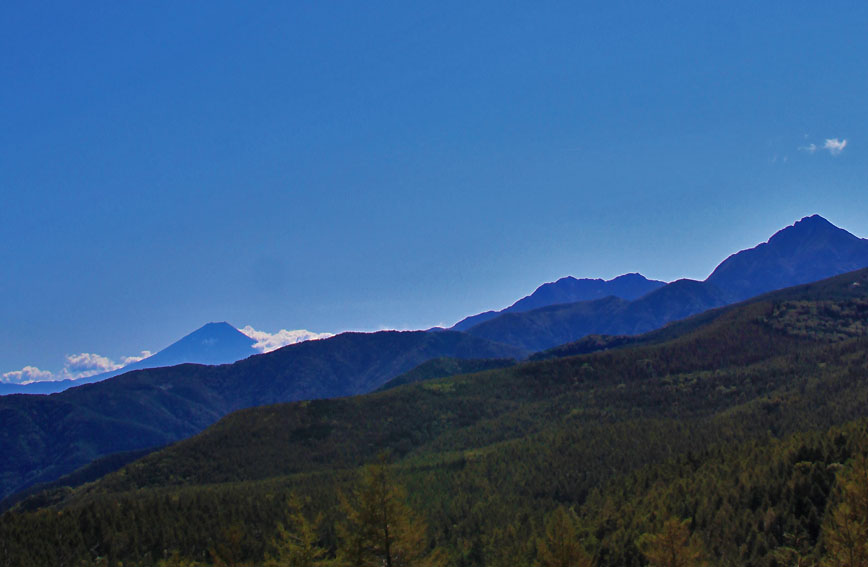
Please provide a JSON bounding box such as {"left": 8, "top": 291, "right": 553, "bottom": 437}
{"left": 1, "top": 365, "right": 54, "bottom": 384}
{"left": 240, "top": 325, "right": 334, "bottom": 353}
{"left": 122, "top": 350, "right": 153, "bottom": 365}
{"left": 1, "top": 349, "right": 156, "bottom": 384}
{"left": 64, "top": 352, "right": 123, "bottom": 377}
{"left": 823, "top": 138, "right": 847, "bottom": 156}
{"left": 800, "top": 143, "right": 818, "bottom": 154}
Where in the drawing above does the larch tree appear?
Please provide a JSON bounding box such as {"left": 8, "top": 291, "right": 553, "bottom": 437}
{"left": 823, "top": 455, "right": 868, "bottom": 567}
{"left": 639, "top": 518, "right": 707, "bottom": 567}
{"left": 535, "top": 506, "right": 592, "bottom": 567}
{"left": 265, "top": 495, "right": 329, "bottom": 567}
{"left": 210, "top": 524, "right": 247, "bottom": 567}
{"left": 336, "top": 455, "right": 444, "bottom": 567}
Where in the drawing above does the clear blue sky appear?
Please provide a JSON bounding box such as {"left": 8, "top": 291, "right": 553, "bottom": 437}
{"left": 3, "top": 2, "right": 867, "bottom": 375}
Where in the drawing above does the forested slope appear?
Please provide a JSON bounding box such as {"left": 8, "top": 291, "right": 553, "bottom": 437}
{"left": 0, "top": 330, "right": 524, "bottom": 500}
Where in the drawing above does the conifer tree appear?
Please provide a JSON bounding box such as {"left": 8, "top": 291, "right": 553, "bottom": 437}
{"left": 639, "top": 518, "right": 706, "bottom": 567}
{"left": 157, "top": 550, "right": 196, "bottom": 567}
{"left": 486, "top": 521, "right": 533, "bottom": 567}
{"left": 772, "top": 530, "right": 814, "bottom": 567}
{"left": 336, "top": 455, "right": 444, "bottom": 567}
{"left": 210, "top": 524, "right": 247, "bottom": 567}
{"left": 823, "top": 455, "right": 868, "bottom": 567}
{"left": 535, "top": 506, "right": 592, "bottom": 567}
{"left": 265, "top": 495, "right": 329, "bottom": 567}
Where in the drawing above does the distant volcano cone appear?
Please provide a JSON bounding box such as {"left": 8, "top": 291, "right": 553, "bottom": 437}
{"left": 0, "top": 322, "right": 259, "bottom": 396}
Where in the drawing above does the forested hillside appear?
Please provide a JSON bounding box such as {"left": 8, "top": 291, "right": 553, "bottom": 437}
{"left": 0, "top": 331, "right": 524, "bottom": 501}
{"left": 4, "top": 269, "right": 868, "bottom": 566}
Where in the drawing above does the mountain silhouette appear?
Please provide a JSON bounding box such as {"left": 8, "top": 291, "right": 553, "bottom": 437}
{"left": 706, "top": 214, "right": 868, "bottom": 301}
{"left": 452, "top": 273, "right": 666, "bottom": 331}
{"left": 462, "top": 215, "right": 868, "bottom": 351}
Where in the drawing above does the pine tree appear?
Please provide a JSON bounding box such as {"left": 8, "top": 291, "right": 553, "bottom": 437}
{"left": 536, "top": 506, "right": 592, "bottom": 567}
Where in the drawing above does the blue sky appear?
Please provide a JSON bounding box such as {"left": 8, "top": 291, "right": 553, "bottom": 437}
{"left": 2, "top": 2, "right": 867, "bottom": 378}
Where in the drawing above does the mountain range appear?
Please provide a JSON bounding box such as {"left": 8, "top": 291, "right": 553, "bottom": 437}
{"left": 450, "top": 272, "right": 666, "bottom": 330}
{"left": 2, "top": 214, "right": 868, "bottom": 508}
{"left": 7, "top": 266, "right": 868, "bottom": 566}
{"left": 458, "top": 215, "right": 868, "bottom": 351}
{"left": 70, "top": 268, "right": 868, "bottom": 494}
{"left": 0, "top": 322, "right": 260, "bottom": 396}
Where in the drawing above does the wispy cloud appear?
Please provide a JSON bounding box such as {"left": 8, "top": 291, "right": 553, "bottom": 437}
{"left": 799, "top": 137, "right": 848, "bottom": 156}
{"left": 239, "top": 325, "right": 334, "bottom": 353}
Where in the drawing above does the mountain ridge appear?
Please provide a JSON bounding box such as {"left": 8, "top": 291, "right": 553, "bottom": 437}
{"left": 460, "top": 215, "right": 868, "bottom": 351}
{"left": 706, "top": 214, "right": 868, "bottom": 301}
{"left": 451, "top": 272, "right": 666, "bottom": 331}
{"left": 0, "top": 329, "right": 524, "bottom": 500}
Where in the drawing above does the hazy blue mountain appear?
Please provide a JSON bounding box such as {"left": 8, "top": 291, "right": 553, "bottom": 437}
{"left": 452, "top": 273, "right": 666, "bottom": 331}
{"left": 706, "top": 214, "right": 868, "bottom": 301}
{"left": 463, "top": 215, "right": 868, "bottom": 351}
{"left": 464, "top": 279, "right": 730, "bottom": 352}
{"left": 0, "top": 330, "right": 524, "bottom": 500}
{"left": 0, "top": 379, "right": 79, "bottom": 396}
{"left": 124, "top": 322, "right": 258, "bottom": 369}
{"left": 509, "top": 272, "right": 667, "bottom": 311}
{"left": 0, "top": 322, "right": 258, "bottom": 396}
